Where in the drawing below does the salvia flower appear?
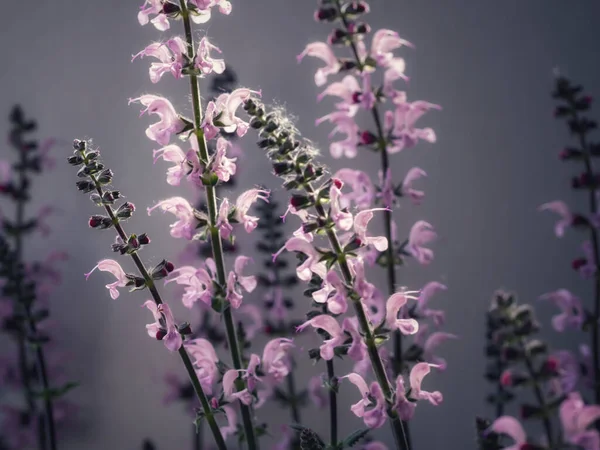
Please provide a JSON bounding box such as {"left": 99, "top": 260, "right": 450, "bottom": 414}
{"left": 401, "top": 167, "right": 428, "bottom": 205}
{"left": 385, "top": 290, "right": 419, "bottom": 334}
{"left": 385, "top": 101, "right": 441, "bottom": 153}
{"left": 129, "top": 95, "right": 186, "bottom": 145}
{"left": 166, "top": 264, "right": 214, "bottom": 308}
{"left": 195, "top": 37, "right": 226, "bottom": 75}
{"left": 202, "top": 88, "right": 260, "bottom": 139}
{"left": 132, "top": 37, "right": 188, "bottom": 83}
{"left": 233, "top": 188, "right": 270, "bottom": 233}
{"left": 137, "top": 0, "right": 170, "bottom": 31}
{"left": 185, "top": 338, "right": 219, "bottom": 395}
{"left": 296, "top": 314, "right": 344, "bottom": 360}
{"left": 539, "top": 200, "right": 575, "bottom": 237}
{"left": 85, "top": 259, "right": 128, "bottom": 299}
{"left": 153, "top": 143, "right": 202, "bottom": 186}
{"left": 407, "top": 220, "right": 436, "bottom": 264}
{"left": 414, "top": 326, "right": 458, "bottom": 371}
{"left": 414, "top": 281, "right": 448, "bottom": 326}
{"left": 559, "top": 391, "right": 600, "bottom": 447}
{"left": 210, "top": 137, "right": 237, "bottom": 182}
{"left": 147, "top": 196, "right": 196, "bottom": 240}
{"left": 332, "top": 168, "right": 375, "bottom": 209}
{"left": 316, "top": 111, "right": 360, "bottom": 158}
{"left": 297, "top": 42, "right": 341, "bottom": 86}
{"left": 487, "top": 416, "right": 527, "bottom": 450}
{"left": 274, "top": 236, "right": 326, "bottom": 281}
{"left": 188, "top": 0, "right": 232, "bottom": 24}
{"left": 342, "top": 317, "right": 367, "bottom": 362}
{"left": 143, "top": 300, "right": 182, "bottom": 351}
{"left": 353, "top": 208, "right": 388, "bottom": 251}
{"left": 226, "top": 256, "right": 257, "bottom": 309}
{"left": 394, "top": 362, "right": 443, "bottom": 420}
{"left": 261, "top": 338, "right": 294, "bottom": 382}
{"left": 223, "top": 353, "right": 261, "bottom": 405}
{"left": 344, "top": 373, "right": 387, "bottom": 429}
{"left": 538, "top": 289, "right": 584, "bottom": 332}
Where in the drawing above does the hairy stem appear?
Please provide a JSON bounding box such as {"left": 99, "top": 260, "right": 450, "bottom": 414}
{"left": 80, "top": 154, "right": 227, "bottom": 450}
{"left": 178, "top": 3, "right": 259, "bottom": 448}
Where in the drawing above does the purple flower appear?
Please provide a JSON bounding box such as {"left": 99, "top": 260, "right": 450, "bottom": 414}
{"left": 354, "top": 208, "right": 388, "bottom": 251}
{"left": 153, "top": 143, "right": 201, "bottom": 186}
{"left": 233, "top": 189, "right": 270, "bottom": 233}
{"left": 262, "top": 338, "right": 294, "bottom": 382}
{"left": 377, "top": 168, "right": 395, "bottom": 209}
{"left": 137, "top": 0, "right": 169, "bottom": 30}
{"left": 211, "top": 137, "right": 237, "bottom": 182}
{"left": 223, "top": 354, "right": 261, "bottom": 405}
{"left": 185, "top": 338, "right": 219, "bottom": 395}
{"left": 219, "top": 405, "right": 237, "bottom": 441}
{"left": 195, "top": 37, "right": 226, "bottom": 75}
{"left": 560, "top": 392, "right": 600, "bottom": 450}
{"left": 202, "top": 88, "right": 260, "bottom": 139}
{"left": 344, "top": 373, "right": 387, "bottom": 429}
{"left": 539, "top": 289, "right": 584, "bottom": 332}
{"left": 226, "top": 256, "right": 257, "bottom": 309}
{"left": 414, "top": 281, "right": 447, "bottom": 326}
{"left": 297, "top": 42, "right": 341, "bottom": 86}
{"left": 385, "top": 101, "right": 441, "bottom": 153}
{"left": 132, "top": 37, "right": 188, "bottom": 83}
{"left": 539, "top": 200, "right": 574, "bottom": 237}
{"left": 342, "top": 317, "right": 367, "bottom": 362}
{"left": 85, "top": 259, "right": 128, "bottom": 299}
{"left": 166, "top": 264, "right": 214, "bottom": 308}
{"left": 394, "top": 363, "right": 443, "bottom": 419}
{"left": 143, "top": 301, "right": 182, "bottom": 351}
{"left": 313, "top": 270, "right": 347, "bottom": 314}
{"left": 401, "top": 167, "right": 427, "bottom": 205}
{"left": 330, "top": 183, "right": 354, "bottom": 231}
{"left": 296, "top": 315, "right": 344, "bottom": 360}
{"left": 317, "top": 75, "right": 362, "bottom": 115}
{"left": 316, "top": 111, "right": 359, "bottom": 158}
{"left": 274, "top": 236, "right": 327, "bottom": 281}
{"left": 308, "top": 375, "right": 328, "bottom": 408}
{"left": 385, "top": 290, "right": 419, "bottom": 335}
{"left": 147, "top": 196, "right": 196, "bottom": 240}
{"left": 332, "top": 168, "right": 375, "bottom": 209}
{"left": 488, "top": 416, "right": 527, "bottom": 450}
{"left": 359, "top": 29, "right": 414, "bottom": 68}
{"left": 407, "top": 220, "right": 436, "bottom": 264}
{"left": 188, "top": 0, "right": 232, "bottom": 24}
{"left": 129, "top": 95, "right": 185, "bottom": 145}
{"left": 414, "top": 326, "right": 458, "bottom": 370}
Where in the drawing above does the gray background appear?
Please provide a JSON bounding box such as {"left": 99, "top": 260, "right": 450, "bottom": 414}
{"left": 1, "top": 0, "right": 599, "bottom": 449}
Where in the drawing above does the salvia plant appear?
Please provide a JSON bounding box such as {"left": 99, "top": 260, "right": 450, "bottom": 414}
{"left": 0, "top": 106, "right": 77, "bottom": 450}
{"left": 67, "top": 0, "right": 452, "bottom": 449}
{"left": 478, "top": 76, "right": 600, "bottom": 450}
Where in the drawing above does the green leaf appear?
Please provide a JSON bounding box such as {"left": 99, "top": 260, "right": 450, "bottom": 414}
{"left": 342, "top": 428, "right": 370, "bottom": 448}
{"left": 34, "top": 381, "right": 79, "bottom": 400}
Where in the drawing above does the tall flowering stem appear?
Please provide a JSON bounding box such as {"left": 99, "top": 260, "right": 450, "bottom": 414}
{"left": 175, "top": 2, "right": 259, "bottom": 447}
{"left": 68, "top": 141, "right": 227, "bottom": 450}
{"left": 550, "top": 75, "right": 600, "bottom": 407}
{"left": 244, "top": 101, "right": 412, "bottom": 449}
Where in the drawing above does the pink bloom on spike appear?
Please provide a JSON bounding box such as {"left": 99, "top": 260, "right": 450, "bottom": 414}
{"left": 85, "top": 259, "right": 128, "bottom": 299}
{"left": 143, "top": 301, "right": 182, "bottom": 351}
{"left": 415, "top": 327, "right": 458, "bottom": 371}
{"left": 386, "top": 290, "right": 419, "bottom": 334}
{"left": 354, "top": 209, "right": 388, "bottom": 251}
{"left": 195, "top": 37, "right": 226, "bottom": 75}
{"left": 132, "top": 37, "right": 188, "bottom": 83}
{"left": 330, "top": 183, "right": 353, "bottom": 231}
{"left": 316, "top": 111, "right": 360, "bottom": 158}
{"left": 333, "top": 168, "right": 375, "bottom": 209}
{"left": 166, "top": 264, "right": 214, "bottom": 308}
{"left": 415, "top": 281, "right": 447, "bottom": 326}
{"left": 377, "top": 168, "right": 395, "bottom": 208}
{"left": 317, "top": 75, "right": 362, "bottom": 116}
{"left": 343, "top": 318, "right": 367, "bottom": 362}
{"left": 313, "top": 270, "right": 347, "bottom": 314}
{"left": 349, "top": 258, "right": 376, "bottom": 300}
{"left": 217, "top": 198, "right": 233, "bottom": 239}
{"left": 211, "top": 137, "right": 237, "bottom": 182}
{"left": 153, "top": 144, "right": 201, "bottom": 186}
{"left": 275, "top": 237, "right": 327, "bottom": 281}
{"left": 488, "top": 417, "right": 527, "bottom": 450}
{"left": 560, "top": 392, "right": 600, "bottom": 448}
{"left": 234, "top": 189, "right": 270, "bottom": 233}
{"left": 370, "top": 29, "right": 414, "bottom": 67}
{"left": 226, "top": 256, "right": 257, "bottom": 309}
{"left": 137, "top": 0, "right": 169, "bottom": 30}
{"left": 552, "top": 350, "right": 580, "bottom": 394}
{"left": 202, "top": 88, "right": 260, "bottom": 139}
{"left": 383, "top": 58, "right": 409, "bottom": 97}
{"left": 223, "top": 354, "right": 261, "bottom": 405}
{"left": 185, "top": 338, "right": 219, "bottom": 395}
{"left": 147, "top": 197, "right": 196, "bottom": 240}
{"left": 539, "top": 201, "right": 574, "bottom": 237}
{"left": 344, "top": 373, "right": 387, "bottom": 429}
{"left": 401, "top": 167, "right": 427, "bottom": 205}
{"left": 219, "top": 406, "right": 238, "bottom": 440}
{"left": 129, "top": 95, "right": 185, "bottom": 145}
{"left": 408, "top": 362, "right": 443, "bottom": 405}
{"left": 188, "top": 0, "right": 232, "bottom": 24}
{"left": 262, "top": 338, "right": 294, "bottom": 382}
{"left": 539, "top": 289, "right": 584, "bottom": 332}
{"left": 386, "top": 101, "right": 441, "bottom": 153}
{"left": 407, "top": 220, "right": 436, "bottom": 264}
{"left": 297, "top": 42, "right": 341, "bottom": 86}
{"left": 308, "top": 375, "right": 328, "bottom": 408}
{"left": 577, "top": 241, "right": 598, "bottom": 279}
{"left": 296, "top": 315, "right": 344, "bottom": 360}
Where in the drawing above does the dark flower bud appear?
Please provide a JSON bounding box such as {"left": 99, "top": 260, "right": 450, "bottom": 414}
{"left": 116, "top": 202, "right": 135, "bottom": 219}
{"left": 162, "top": 1, "right": 180, "bottom": 15}
{"left": 77, "top": 161, "right": 104, "bottom": 178}
{"left": 554, "top": 105, "right": 570, "bottom": 118}
{"left": 328, "top": 29, "right": 348, "bottom": 45}
{"left": 572, "top": 257, "right": 587, "bottom": 271}
{"left": 67, "top": 153, "right": 85, "bottom": 166}
{"left": 502, "top": 346, "right": 522, "bottom": 361}
{"left": 125, "top": 274, "right": 146, "bottom": 289}
{"left": 341, "top": 1, "right": 370, "bottom": 16}
{"left": 243, "top": 98, "right": 256, "bottom": 111}
{"left": 314, "top": 7, "right": 338, "bottom": 21}
{"left": 155, "top": 328, "right": 168, "bottom": 340}
{"left": 138, "top": 233, "right": 151, "bottom": 245}
{"left": 279, "top": 138, "right": 299, "bottom": 155}
{"left": 359, "top": 130, "right": 378, "bottom": 145}
{"left": 151, "top": 259, "right": 175, "bottom": 280}
{"left": 250, "top": 117, "right": 265, "bottom": 129}
{"left": 73, "top": 139, "right": 86, "bottom": 152}
{"left": 339, "top": 59, "right": 357, "bottom": 71}
{"left": 88, "top": 215, "right": 113, "bottom": 229}
{"left": 273, "top": 161, "right": 294, "bottom": 176}
{"left": 302, "top": 221, "right": 320, "bottom": 234}
{"left": 350, "top": 22, "right": 370, "bottom": 35}
{"left": 76, "top": 180, "right": 95, "bottom": 193}
{"left": 519, "top": 404, "right": 541, "bottom": 419}
{"left": 178, "top": 322, "right": 192, "bottom": 335}
{"left": 258, "top": 137, "right": 277, "bottom": 149}
{"left": 264, "top": 121, "right": 278, "bottom": 133}
{"left": 290, "top": 194, "right": 313, "bottom": 210}
{"left": 97, "top": 168, "right": 113, "bottom": 185}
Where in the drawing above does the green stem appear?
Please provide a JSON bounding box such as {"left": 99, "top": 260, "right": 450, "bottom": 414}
{"left": 14, "top": 146, "right": 56, "bottom": 450}
{"left": 177, "top": 3, "right": 259, "bottom": 449}
{"left": 80, "top": 155, "right": 227, "bottom": 450}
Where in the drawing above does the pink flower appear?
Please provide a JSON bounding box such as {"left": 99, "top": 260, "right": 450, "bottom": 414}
{"left": 274, "top": 236, "right": 327, "bottom": 281}
{"left": 576, "top": 241, "right": 598, "bottom": 279}
{"left": 383, "top": 57, "right": 409, "bottom": 98}
{"left": 368, "top": 29, "right": 414, "bottom": 68}
{"left": 552, "top": 350, "right": 580, "bottom": 394}
{"left": 202, "top": 88, "right": 260, "bottom": 139}
{"left": 262, "top": 338, "right": 294, "bottom": 382}
{"left": 354, "top": 209, "right": 388, "bottom": 251}
{"left": 317, "top": 75, "right": 362, "bottom": 116}
{"left": 233, "top": 189, "right": 270, "bottom": 233}
{"left": 394, "top": 363, "right": 443, "bottom": 419}
{"left": 329, "top": 183, "right": 353, "bottom": 231}
{"left": 407, "top": 220, "right": 436, "bottom": 264}
{"left": 297, "top": 42, "right": 341, "bottom": 86}
{"left": 132, "top": 37, "right": 188, "bottom": 83}
{"left": 217, "top": 198, "right": 233, "bottom": 239}
{"left": 273, "top": 425, "right": 293, "bottom": 450}
{"left": 143, "top": 301, "right": 182, "bottom": 351}
{"left": 414, "top": 281, "right": 447, "bottom": 326}
{"left": 343, "top": 318, "right": 367, "bottom": 362}
{"left": 488, "top": 416, "right": 527, "bottom": 450}
{"left": 188, "top": 0, "right": 232, "bottom": 24}
{"left": 152, "top": 144, "right": 201, "bottom": 186}
{"left": 226, "top": 256, "right": 257, "bottom": 309}
{"left": 539, "top": 289, "right": 584, "bottom": 332}
{"left": 349, "top": 257, "right": 376, "bottom": 301}
{"left": 85, "top": 259, "right": 128, "bottom": 299}
{"left": 129, "top": 95, "right": 186, "bottom": 145}
{"left": 385, "top": 290, "right": 419, "bottom": 334}
{"left": 377, "top": 168, "right": 395, "bottom": 209}
{"left": 308, "top": 375, "right": 328, "bottom": 408}
{"left": 223, "top": 354, "right": 261, "bottom": 405}
{"left": 313, "top": 270, "right": 348, "bottom": 314}
{"left": 296, "top": 315, "right": 344, "bottom": 360}
{"left": 344, "top": 373, "right": 387, "bottom": 429}
{"left": 560, "top": 392, "right": 600, "bottom": 449}
{"left": 539, "top": 201, "right": 574, "bottom": 237}
{"left": 195, "top": 37, "right": 226, "bottom": 75}
{"left": 147, "top": 197, "right": 196, "bottom": 240}
{"left": 333, "top": 168, "right": 375, "bottom": 209}
{"left": 166, "top": 264, "right": 214, "bottom": 308}
{"left": 401, "top": 167, "right": 427, "bottom": 205}
{"left": 185, "top": 338, "right": 219, "bottom": 395}
{"left": 316, "top": 111, "right": 359, "bottom": 158}
{"left": 386, "top": 101, "right": 441, "bottom": 153}
{"left": 211, "top": 137, "right": 237, "bottom": 182}
{"left": 137, "top": 0, "right": 169, "bottom": 30}
{"left": 414, "top": 327, "right": 458, "bottom": 370}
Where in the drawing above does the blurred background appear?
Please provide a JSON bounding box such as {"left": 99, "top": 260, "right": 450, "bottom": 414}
{"left": 1, "top": 0, "right": 600, "bottom": 449}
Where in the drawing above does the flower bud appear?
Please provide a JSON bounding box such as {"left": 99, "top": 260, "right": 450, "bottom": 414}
{"left": 328, "top": 29, "right": 348, "bottom": 45}
{"left": 572, "top": 257, "right": 587, "bottom": 271}
{"left": 290, "top": 194, "right": 314, "bottom": 210}
{"left": 359, "top": 130, "right": 378, "bottom": 145}
{"left": 89, "top": 215, "right": 113, "bottom": 229}
{"left": 116, "top": 202, "right": 135, "bottom": 219}
{"left": 341, "top": 1, "right": 370, "bottom": 16}
{"left": 138, "top": 233, "right": 151, "bottom": 245}
{"left": 314, "top": 7, "right": 338, "bottom": 22}
{"left": 273, "top": 161, "right": 294, "bottom": 176}
{"left": 67, "top": 153, "right": 85, "bottom": 166}
{"left": 97, "top": 168, "right": 113, "bottom": 185}
{"left": 77, "top": 161, "right": 104, "bottom": 178}
{"left": 73, "top": 139, "right": 86, "bottom": 152}
{"left": 151, "top": 259, "right": 175, "bottom": 280}
{"left": 162, "top": 1, "right": 180, "bottom": 15}
{"left": 155, "top": 328, "right": 168, "bottom": 340}
{"left": 76, "top": 180, "right": 95, "bottom": 193}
